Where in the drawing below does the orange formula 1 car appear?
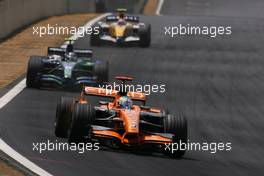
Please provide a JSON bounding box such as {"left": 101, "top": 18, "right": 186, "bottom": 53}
{"left": 54, "top": 76, "right": 187, "bottom": 158}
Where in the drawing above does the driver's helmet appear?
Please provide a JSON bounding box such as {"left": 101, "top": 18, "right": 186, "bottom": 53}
{"left": 118, "top": 96, "right": 133, "bottom": 109}
{"left": 119, "top": 12, "right": 125, "bottom": 19}
{"left": 117, "top": 19, "right": 126, "bottom": 25}
{"left": 65, "top": 52, "right": 77, "bottom": 61}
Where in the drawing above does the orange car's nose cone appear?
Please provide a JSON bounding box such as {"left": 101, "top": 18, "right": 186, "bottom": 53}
{"left": 120, "top": 107, "right": 140, "bottom": 134}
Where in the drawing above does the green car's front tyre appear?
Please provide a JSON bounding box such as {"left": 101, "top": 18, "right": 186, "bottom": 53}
{"left": 26, "top": 56, "right": 43, "bottom": 88}
{"left": 94, "top": 61, "right": 109, "bottom": 83}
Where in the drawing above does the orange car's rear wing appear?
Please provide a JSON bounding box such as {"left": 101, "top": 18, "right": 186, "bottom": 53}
{"left": 84, "top": 87, "right": 146, "bottom": 101}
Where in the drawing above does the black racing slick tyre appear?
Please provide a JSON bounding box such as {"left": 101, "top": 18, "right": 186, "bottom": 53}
{"left": 90, "top": 26, "right": 102, "bottom": 46}
{"left": 26, "top": 56, "right": 43, "bottom": 88}
{"left": 139, "top": 24, "right": 151, "bottom": 47}
{"left": 94, "top": 61, "right": 109, "bottom": 83}
{"left": 55, "top": 97, "right": 75, "bottom": 138}
{"left": 68, "top": 103, "right": 95, "bottom": 143}
{"left": 163, "top": 113, "right": 188, "bottom": 158}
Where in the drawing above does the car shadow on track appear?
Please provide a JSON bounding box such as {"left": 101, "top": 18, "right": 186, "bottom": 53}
{"left": 98, "top": 145, "right": 199, "bottom": 161}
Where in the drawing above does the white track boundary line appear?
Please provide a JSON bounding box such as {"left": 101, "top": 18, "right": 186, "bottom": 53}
{"left": 0, "top": 13, "right": 110, "bottom": 176}
{"left": 0, "top": 139, "right": 52, "bottom": 176}
{"left": 156, "top": 0, "right": 164, "bottom": 16}
{"left": 0, "top": 79, "right": 26, "bottom": 109}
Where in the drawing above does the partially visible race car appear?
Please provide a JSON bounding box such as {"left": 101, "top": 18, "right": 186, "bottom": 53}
{"left": 26, "top": 40, "right": 109, "bottom": 90}
{"left": 54, "top": 76, "right": 188, "bottom": 158}
{"left": 91, "top": 9, "right": 151, "bottom": 47}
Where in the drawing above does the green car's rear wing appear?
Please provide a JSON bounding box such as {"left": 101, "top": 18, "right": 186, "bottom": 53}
{"left": 47, "top": 47, "right": 93, "bottom": 58}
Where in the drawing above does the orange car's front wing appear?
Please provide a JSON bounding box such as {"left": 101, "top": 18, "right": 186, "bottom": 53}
{"left": 92, "top": 130, "right": 172, "bottom": 145}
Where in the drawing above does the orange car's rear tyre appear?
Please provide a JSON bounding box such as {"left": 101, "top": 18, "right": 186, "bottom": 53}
{"left": 55, "top": 97, "right": 74, "bottom": 138}
{"left": 163, "top": 113, "right": 188, "bottom": 158}
{"left": 68, "top": 103, "right": 95, "bottom": 143}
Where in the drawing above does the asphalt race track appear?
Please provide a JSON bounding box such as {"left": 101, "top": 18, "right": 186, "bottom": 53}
{"left": 1, "top": 0, "right": 264, "bottom": 175}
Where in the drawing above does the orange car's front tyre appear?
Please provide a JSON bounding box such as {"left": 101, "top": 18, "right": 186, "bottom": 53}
{"left": 68, "top": 103, "right": 95, "bottom": 144}
{"left": 163, "top": 113, "right": 188, "bottom": 158}
{"left": 54, "top": 97, "right": 75, "bottom": 138}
